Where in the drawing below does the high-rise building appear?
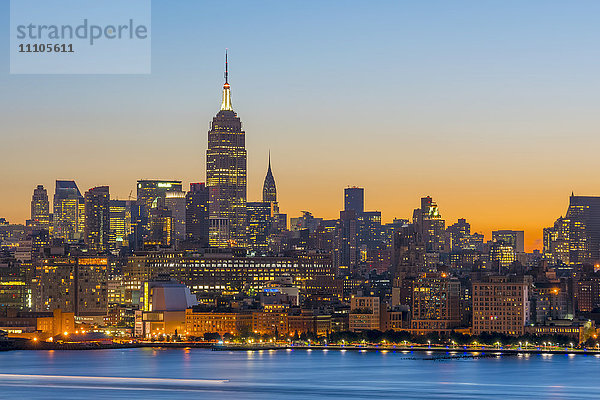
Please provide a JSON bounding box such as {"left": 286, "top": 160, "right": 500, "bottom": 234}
{"left": 410, "top": 272, "right": 462, "bottom": 334}
{"left": 84, "top": 186, "right": 110, "bottom": 253}
{"left": 344, "top": 187, "right": 364, "bottom": 214}
{"left": 30, "top": 185, "right": 50, "bottom": 229}
{"left": 53, "top": 180, "right": 84, "bottom": 243}
{"left": 472, "top": 275, "right": 531, "bottom": 336}
{"left": 185, "top": 183, "right": 209, "bottom": 246}
{"left": 165, "top": 191, "right": 186, "bottom": 241}
{"left": 136, "top": 180, "right": 183, "bottom": 232}
{"left": 492, "top": 230, "right": 525, "bottom": 253}
{"left": 109, "top": 199, "right": 131, "bottom": 250}
{"left": 246, "top": 201, "right": 271, "bottom": 253}
{"left": 263, "top": 153, "right": 277, "bottom": 204}
{"left": 146, "top": 203, "right": 173, "bottom": 248}
{"left": 544, "top": 195, "right": 600, "bottom": 265}
{"left": 413, "top": 196, "right": 446, "bottom": 253}
{"left": 206, "top": 52, "right": 247, "bottom": 248}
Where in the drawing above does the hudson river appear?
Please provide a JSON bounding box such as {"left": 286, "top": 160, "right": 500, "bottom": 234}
{"left": 0, "top": 348, "right": 598, "bottom": 399}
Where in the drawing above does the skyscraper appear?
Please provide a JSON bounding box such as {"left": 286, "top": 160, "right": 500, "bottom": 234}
{"left": 185, "top": 183, "right": 209, "bottom": 246}
{"left": 165, "top": 191, "right": 186, "bottom": 241}
{"left": 30, "top": 185, "right": 50, "bottom": 229}
{"left": 344, "top": 187, "right": 364, "bottom": 214}
{"left": 136, "top": 180, "right": 183, "bottom": 232}
{"left": 492, "top": 230, "right": 525, "bottom": 253}
{"left": 84, "top": 186, "right": 110, "bottom": 253}
{"left": 263, "top": 153, "right": 277, "bottom": 204}
{"left": 246, "top": 201, "right": 271, "bottom": 253}
{"left": 206, "top": 52, "right": 247, "bottom": 248}
{"left": 53, "top": 180, "right": 84, "bottom": 243}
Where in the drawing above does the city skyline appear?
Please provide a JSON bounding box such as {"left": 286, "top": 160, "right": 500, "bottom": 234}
{"left": 3, "top": 1, "right": 600, "bottom": 252}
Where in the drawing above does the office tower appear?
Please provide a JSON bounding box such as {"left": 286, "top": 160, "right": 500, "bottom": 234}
{"left": 53, "top": 180, "right": 84, "bottom": 243}
{"left": 146, "top": 204, "right": 173, "bottom": 248}
{"left": 338, "top": 210, "right": 359, "bottom": 273}
{"left": 30, "top": 185, "right": 50, "bottom": 229}
{"left": 472, "top": 275, "right": 531, "bottom": 336}
{"left": 206, "top": 52, "right": 247, "bottom": 248}
{"left": 410, "top": 272, "right": 461, "bottom": 333}
{"left": 447, "top": 218, "right": 470, "bottom": 252}
{"left": 185, "top": 183, "right": 209, "bottom": 246}
{"left": 84, "top": 186, "right": 110, "bottom": 253}
{"left": 488, "top": 241, "right": 516, "bottom": 272}
{"left": 413, "top": 196, "right": 446, "bottom": 253}
{"left": 136, "top": 180, "right": 183, "bottom": 231}
{"left": 544, "top": 195, "right": 600, "bottom": 265}
{"left": 344, "top": 187, "right": 364, "bottom": 214}
{"left": 359, "top": 211, "right": 382, "bottom": 249}
{"left": 165, "top": 191, "right": 186, "bottom": 241}
{"left": 246, "top": 201, "right": 271, "bottom": 253}
{"left": 109, "top": 199, "right": 131, "bottom": 249}
{"left": 492, "top": 230, "right": 525, "bottom": 253}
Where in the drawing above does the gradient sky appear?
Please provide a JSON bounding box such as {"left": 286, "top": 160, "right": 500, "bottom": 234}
{"left": 2, "top": 0, "right": 600, "bottom": 251}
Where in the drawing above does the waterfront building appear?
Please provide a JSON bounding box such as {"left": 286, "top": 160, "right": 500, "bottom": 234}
{"left": 349, "top": 296, "right": 381, "bottom": 332}
{"left": 35, "top": 255, "right": 108, "bottom": 317}
{"left": 410, "top": 272, "right": 462, "bottom": 334}
{"left": 472, "top": 275, "right": 531, "bottom": 336}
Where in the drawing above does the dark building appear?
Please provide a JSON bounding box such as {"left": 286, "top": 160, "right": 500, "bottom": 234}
{"left": 344, "top": 187, "right": 364, "bottom": 214}
{"left": 263, "top": 153, "right": 277, "bottom": 204}
{"left": 84, "top": 186, "right": 110, "bottom": 253}
{"left": 185, "top": 183, "right": 209, "bottom": 246}
{"left": 206, "top": 52, "right": 247, "bottom": 248}
{"left": 30, "top": 185, "right": 50, "bottom": 229}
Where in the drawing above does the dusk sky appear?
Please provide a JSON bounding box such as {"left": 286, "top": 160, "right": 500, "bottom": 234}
{"left": 2, "top": 0, "right": 600, "bottom": 251}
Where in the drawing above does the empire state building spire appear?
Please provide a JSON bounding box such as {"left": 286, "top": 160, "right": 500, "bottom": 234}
{"left": 220, "top": 49, "right": 233, "bottom": 111}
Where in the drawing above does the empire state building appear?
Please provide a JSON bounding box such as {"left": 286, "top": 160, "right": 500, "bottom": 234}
{"left": 206, "top": 52, "right": 247, "bottom": 247}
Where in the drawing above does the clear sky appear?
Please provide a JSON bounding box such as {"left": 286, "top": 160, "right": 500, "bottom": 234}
{"left": 2, "top": 0, "right": 600, "bottom": 251}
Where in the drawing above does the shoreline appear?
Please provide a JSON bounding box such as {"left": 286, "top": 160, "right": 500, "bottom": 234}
{"left": 1, "top": 341, "right": 598, "bottom": 356}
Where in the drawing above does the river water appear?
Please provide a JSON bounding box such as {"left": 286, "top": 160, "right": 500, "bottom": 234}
{"left": 0, "top": 348, "right": 598, "bottom": 399}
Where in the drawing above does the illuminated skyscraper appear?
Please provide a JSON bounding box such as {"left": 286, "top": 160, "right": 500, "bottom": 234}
{"left": 30, "top": 185, "right": 50, "bottom": 229}
{"left": 246, "top": 201, "right": 271, "bottom": 253}
{"left": 53, "top": 180, "right": 84, "bottom": 243}
{"left": 136, "top": 180, "right": 183, "bottom": 231}
{"left": 109, "top": 199, "right": 131, "bottom": 249}
{"left": 84, "top": 186, "right": 110, "bottom": 253}
{"left": 206, "top": 52, "right": 247, "bottom": 248}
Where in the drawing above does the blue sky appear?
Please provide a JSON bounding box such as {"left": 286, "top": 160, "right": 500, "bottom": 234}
{"left": 2, "top": 0, "right": 600, "bottom": 249}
